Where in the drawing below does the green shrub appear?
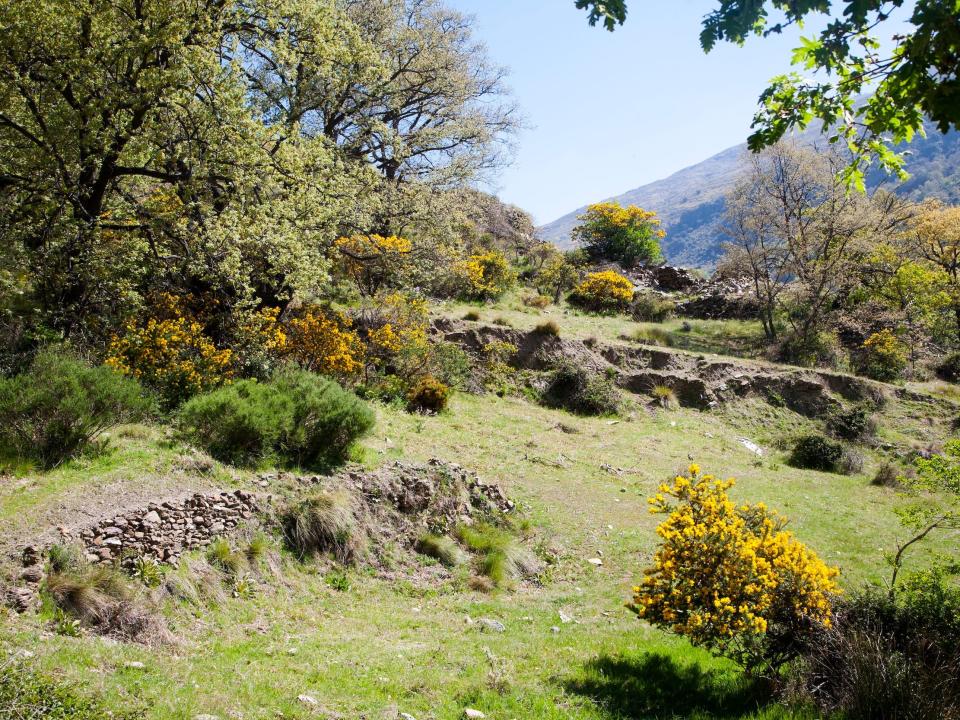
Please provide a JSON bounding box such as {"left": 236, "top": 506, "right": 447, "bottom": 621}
{"left": 827, "top": 406, "right": 876, "bottom": 442}
{"left": 0, "top": 349, "right": 152, "bottom": 468}
{"left": 541, "top": 360, "right": 621, "bottom": 416}
{"left": 936, "top": 351, "right": 960, "bottom": 383}
{"left": 281, "top": 490, "right": 365, "bottom": 564}
{"left": 178, "top": 368, "right": 374, "bottom": 469}
{"left": 406, "top": 375, "right": 450, "bottom": 413}
{"left": 631, "top": 292, "right": 675, "bottom": 322}
{"left": 777, "top": 331, "right": 844, "bottom": 368}
{"left": 857, "top": 329, "right": 908, "bottom": 382}
{"left": 789, "top": 434, "right": 844, "bottom": 472}
{"left": 793, "top": 574, "right": 960, "bottom": 720}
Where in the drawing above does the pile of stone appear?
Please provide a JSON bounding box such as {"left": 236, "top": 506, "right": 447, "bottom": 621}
{"left": 73, "top": 490, "right": 259, "bottom": 566}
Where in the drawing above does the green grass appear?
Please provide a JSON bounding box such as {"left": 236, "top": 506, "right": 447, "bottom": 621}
{"left": 2, "top": 305, "right": 958, "bottom": 718}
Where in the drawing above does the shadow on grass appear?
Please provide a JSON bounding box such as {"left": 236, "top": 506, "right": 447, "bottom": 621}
{"left": 565, "top": 651, "right": 775, "bottom": 719}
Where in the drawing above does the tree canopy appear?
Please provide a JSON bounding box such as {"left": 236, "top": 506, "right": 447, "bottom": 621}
{"left": 574, "top": 0, "right": 960, "bottom": 189}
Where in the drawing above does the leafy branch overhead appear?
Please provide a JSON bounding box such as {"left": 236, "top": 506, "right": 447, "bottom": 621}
{"left": 574, "top": 0, "right": 960, "bottom": 188}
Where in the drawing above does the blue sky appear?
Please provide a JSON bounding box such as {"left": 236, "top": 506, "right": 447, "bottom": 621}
{"left": 446, "top": 0, "right": 904, "bottom": 224}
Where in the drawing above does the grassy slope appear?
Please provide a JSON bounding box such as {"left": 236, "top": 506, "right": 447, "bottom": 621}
{"left": 2, "top": 305, "right": 956, "bottom": 720}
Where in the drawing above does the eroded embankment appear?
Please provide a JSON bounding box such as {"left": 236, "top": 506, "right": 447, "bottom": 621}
{"left": 433, "top": 318, "right": 945, "bottom": 417}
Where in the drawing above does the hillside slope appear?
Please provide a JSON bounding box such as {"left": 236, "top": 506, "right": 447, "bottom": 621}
{"left": 539, "top": 123, "right": 960, "bottom": 268}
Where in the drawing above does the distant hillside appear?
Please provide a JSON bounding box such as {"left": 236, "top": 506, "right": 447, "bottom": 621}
{"left": 539, "top": 123, "right": 960, "bottom": 268}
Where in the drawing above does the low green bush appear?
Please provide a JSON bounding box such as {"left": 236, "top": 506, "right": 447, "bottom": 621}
{"left": 826, "top": 406, "right": 876, "bottom": 442}
{"left": 406, "top": 375, "right": 450, "bottom": 413}
{"left": 541, "top": 360, "right": 621, "bottom": 416}
{"left": 630, "top": 292, "right": 675, "bottom": 322}
{"left": 178, "top": 367, "right": 374, "bottom": 468}
{"left": 0, "top": 349, "right": 153, "bottom": 468}
{"left": 792, "top": 573, "right": 960, "bottom": 720}
{"left": 936, "top": 351, "right": 960, "bottom": 383}
{"left": 789, "top": 434, "right": 844, "bottom": 472}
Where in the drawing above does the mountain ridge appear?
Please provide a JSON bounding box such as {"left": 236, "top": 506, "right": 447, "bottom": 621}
{"left": 538, "top": 123, "right": 960, "bottom": 268}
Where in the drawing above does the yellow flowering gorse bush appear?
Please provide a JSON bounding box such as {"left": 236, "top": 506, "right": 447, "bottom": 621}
{"left": 105, "top": 293, "right": 233, "bottom": 406}
{"left": 859, "top": 328, "right": 908, "bottom": 381}
{"left": 630, "top": 465, "right": 841, "bottom": 672}
{"left": 284, "top": 306, "right": 365, "bottom": 377}
{"left": 570, "top": 270, "right": 634, "bottom": 312}
{"left": 455, "top": 250, "right": 516, "bottom": 300}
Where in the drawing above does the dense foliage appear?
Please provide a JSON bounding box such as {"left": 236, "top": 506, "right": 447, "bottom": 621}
{"left": 569, "top": 270, "right": 635, "bottom": 314}
{"left": 0, "top": 350, "right": 152, "bottom": 468}
{"left": 572, "top": 202, "right": 664, "bottom": 266}
{"left": 177, "top": 368, "right": 373, "bottom": 469}
{"left": 541, "top": 360, "right": 621, "bottom": 416}
{"left": 630, "top": 466, "right": 841, "bottom": 675}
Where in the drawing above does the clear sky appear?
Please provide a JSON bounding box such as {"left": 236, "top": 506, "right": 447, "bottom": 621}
{"left": 445, "top": 0, "right": 902, "bottom": 224}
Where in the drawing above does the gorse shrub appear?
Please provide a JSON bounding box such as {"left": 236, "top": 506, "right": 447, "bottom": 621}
{"left": 406, "top": 375, "right": 450, "bottom": 413}
{"left": 178, "top": 368, "right": 373, "bottom": 468}
{"left": 789, "top": 434, "right": 844, "bottom": 473}
{"left": 857, "top": 329, "right": 908, "bottom": 382}
{"left": 0, "top": 350, "right": 152, "bottom": 468}
{"left": 283, "top": 306, "right": 364, "bottom": 378}
{"left": 541, "top": 360, "right": 621, "bottom": 416}
{"left": 105, "top": 293, "right": 233, "bottom": 407}
{"left": 631, "top": 292, "right": 675, "bottom": 322}
{"left": 630, "top": 465, "right": 841, "bottom": 675}
{"left": 569, "top": 270, "right": 634, "bottom": 313}
{"left": 572, "top": 202, "right": 665, "bottom": 266}
{"left": 455, "top": 250, "right": 516, "bottom": 300}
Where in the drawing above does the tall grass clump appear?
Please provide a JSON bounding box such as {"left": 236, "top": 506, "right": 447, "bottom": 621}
{"left": 631, "top": 327, "right": 674, "bottom": 347}
{"left": 178, "top": 367, "right": 373, "bottom": 468}
{"left": 650, "top": 384, "right": 678, "bottom": 409}
{"left": 456, "top": 523, "right": 541, "bottom": 588}
{"left": 0, "top": 660, "right": 141, "bottom": 720}
{"left": 281, "top": 490, "right": 365, "bottom": 564}
{"left": 0, "top": 349, "right": 153, "bottom": 468}
{"left": 415, "top": 533, "right": 467, "bottom": 567}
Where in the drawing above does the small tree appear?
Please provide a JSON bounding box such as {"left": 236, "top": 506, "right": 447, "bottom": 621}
{"left": 909, "top": 203, "right": 960, "bottom": 344}
{"left": 889, "top": 440, "right": 960, "bottom": 596}
{"left": 536, "top": 254, "right": 579, "bottom": 303}
{"left": 630, "top": 465, "right": 841, "bottom": 676}
{"left": 572, "top": 202, "right": 664, "bottom": 266}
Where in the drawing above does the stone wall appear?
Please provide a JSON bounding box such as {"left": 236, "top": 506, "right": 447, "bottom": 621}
{"left": 74, "top": 490, "right": 259, "bottom": 566}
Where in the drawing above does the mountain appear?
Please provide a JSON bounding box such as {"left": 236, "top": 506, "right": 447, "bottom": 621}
{"left": 538, "top": 123, "right": 960, "bottom": 269}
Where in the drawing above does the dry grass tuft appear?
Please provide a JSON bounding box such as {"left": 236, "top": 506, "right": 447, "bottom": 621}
{"left": 281, "top": 490, "right": 366, "bottom": 564}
